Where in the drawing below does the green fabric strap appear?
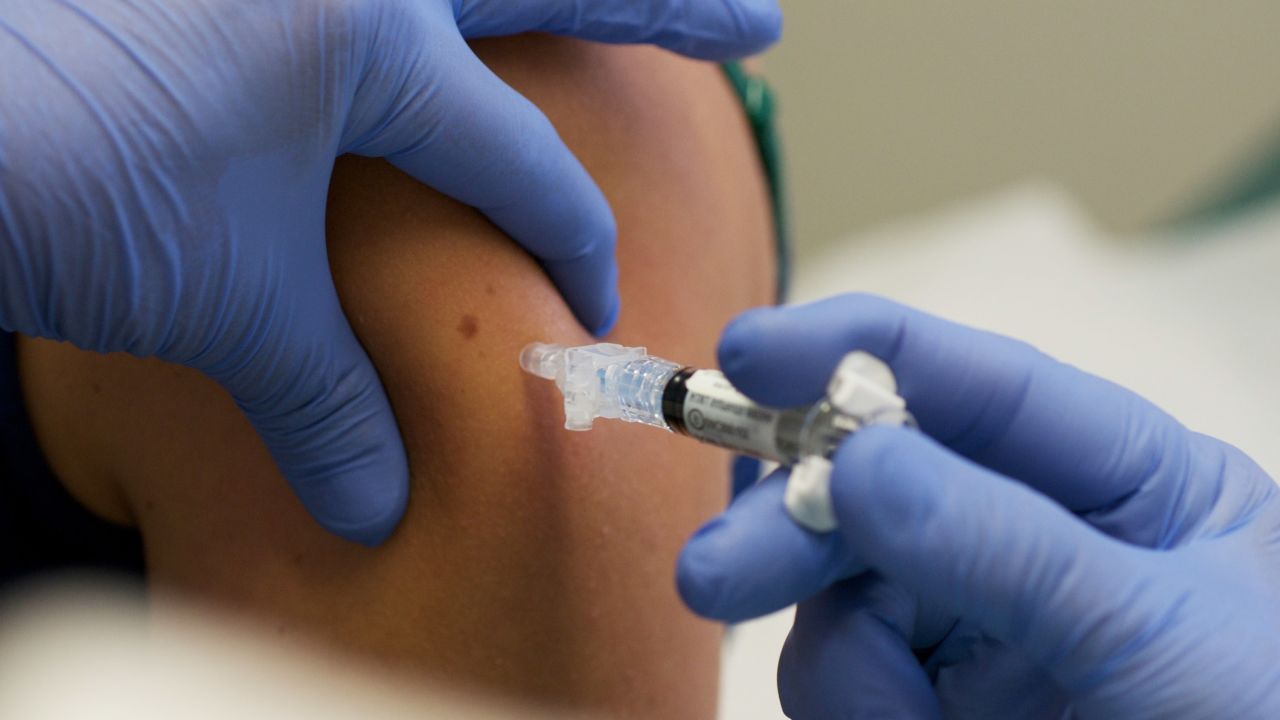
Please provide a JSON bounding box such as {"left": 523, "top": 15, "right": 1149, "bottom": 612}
{"left": 1178, "top": 123, "right": 1280, "bottom": 229}
{"left": 721, "top": 62, "right": 791, "bottom": 302}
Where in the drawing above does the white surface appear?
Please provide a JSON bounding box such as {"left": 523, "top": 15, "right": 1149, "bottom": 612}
{"left": 0, "top": 583, "right": 552, "bottom": 720}
{"left": 718, "top": 184, "right": 1280, "bottom": 719}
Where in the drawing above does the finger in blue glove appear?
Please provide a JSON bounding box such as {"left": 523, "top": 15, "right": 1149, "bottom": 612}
{"left": 0, "top": 0, "right": 782, "bottom": 544}
{"left": 681, "top": 293, "right": 1280, "bottom": 717}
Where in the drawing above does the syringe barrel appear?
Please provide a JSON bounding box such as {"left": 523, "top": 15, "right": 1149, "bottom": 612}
{"left": 520, "top": 342, "right": 908, "bottom": 459}
{"left": 520, "top": 341, "right": 911, "bottom": 535}
{"left": 659, "top": 370, "right": 905, "bottom": 464}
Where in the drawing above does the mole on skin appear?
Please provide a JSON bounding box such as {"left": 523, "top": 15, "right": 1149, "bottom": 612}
{"left": 457, "top": 314, "right": 479, "bottom": 339}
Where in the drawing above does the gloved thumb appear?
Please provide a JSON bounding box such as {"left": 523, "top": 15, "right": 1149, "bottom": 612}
{"left": 454, "top": 0, "right": 783, "bottom": 60}
{"left": 678, "top": 468, "right": 861, "bottom": 622}
{"left": 211, "top": 271, "right": 409, "bottom": 547}
{"left": 834, "top": 426, "right": 1148, "bottom": 682}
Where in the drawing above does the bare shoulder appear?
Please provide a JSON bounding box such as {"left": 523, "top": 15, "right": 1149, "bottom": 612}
{"left": 18, "top": 36, "right": 774, "bottom": 718}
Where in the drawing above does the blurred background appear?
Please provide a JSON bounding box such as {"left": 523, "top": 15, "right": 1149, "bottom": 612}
{"left": 767, "top": 0, "right": 1280, "bottom": 255}
{"left": 721, "top": 3, "right": 1280, "bottom": 718}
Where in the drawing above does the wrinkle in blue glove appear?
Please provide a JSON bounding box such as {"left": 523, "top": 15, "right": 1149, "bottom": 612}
{"left": 0, "top": 0, "right": 782, "bottom": 545}
{"left": 680, "top": 293, "right": 1280, "bottom": 718}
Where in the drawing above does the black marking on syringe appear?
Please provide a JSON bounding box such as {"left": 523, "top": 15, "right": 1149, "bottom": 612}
{"left": 661, "top": 367, "right": 696, "bottom": 435}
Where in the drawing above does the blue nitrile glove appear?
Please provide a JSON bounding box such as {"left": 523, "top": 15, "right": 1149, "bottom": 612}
{"left": 678, "top": 294, "right": 1280, "bottom": 718}
{"left": 0, "top": 0, "right": 782, "bottom": 545}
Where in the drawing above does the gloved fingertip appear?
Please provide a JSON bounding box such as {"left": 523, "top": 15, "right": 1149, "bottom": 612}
{"left": 328, "top": 492, "right": 409, "bottom": 547}
{"left": 660, "top": 0, "right": 784, "bottom": 60}
{"left": 718, "top": 306, "right": 842, "bottom": 407}
{"left": 718, "top": 308, "right": 802, "bottom": 401}
{"left": 831, "top": 426, "right": 941, "bottom": 535}
{"left": 746, "top": 0, "right": 784, "bottom": 47}
{"left": 236, "top": 379, "right": 412, "bottom": 546}
{"left": 676, "top": 517, "right": 735, "bottom": 619}
{"left": 591, "top": 292, "right": 621, "bottom": 337}
{"left": 717, "top": 307, "right": 777, "bottom": 367}
{"left": 539, "top": 237, "right": 619, "bottom": 339}
{"left": 680, "top": 470, "right": 854, "bottom": 622}
{"left": 300, "top": 463, "right": 410, "bottom": 546}
{"left": 254, "top": 344, "right": 413, "bottom": 547}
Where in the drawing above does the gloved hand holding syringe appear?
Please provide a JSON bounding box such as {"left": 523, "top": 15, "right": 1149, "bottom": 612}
{"left": 519, "top": 342, "right": 914, "bottom": 532}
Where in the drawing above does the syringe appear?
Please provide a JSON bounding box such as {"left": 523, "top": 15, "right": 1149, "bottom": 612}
{"left": 519, "top": 342, "right": 914, "bottom": 532}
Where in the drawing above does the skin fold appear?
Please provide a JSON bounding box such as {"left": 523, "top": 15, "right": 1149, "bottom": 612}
{"left": 17, "top": 36, "right": 775, "bottom": 718}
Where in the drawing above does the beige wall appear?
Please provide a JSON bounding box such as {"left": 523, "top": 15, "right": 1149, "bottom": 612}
{"left": 765, "top": 1, "right": 1280, "bottom": 255}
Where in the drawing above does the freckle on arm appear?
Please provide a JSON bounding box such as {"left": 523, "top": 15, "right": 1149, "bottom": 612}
{"left": 457, "top": 314, "right": 479, "bottom": 340}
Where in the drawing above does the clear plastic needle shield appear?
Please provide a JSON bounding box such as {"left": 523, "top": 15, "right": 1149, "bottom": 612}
{"left": 520, "top": 342, "right": 914, "bottom": 532}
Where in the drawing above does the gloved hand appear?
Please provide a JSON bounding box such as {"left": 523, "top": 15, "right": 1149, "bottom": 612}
{"left": 0, "top": 0, "right": 781, "bottom": 545}
{"left": 678, "top": 294, "right": 1280, "bottom": 718}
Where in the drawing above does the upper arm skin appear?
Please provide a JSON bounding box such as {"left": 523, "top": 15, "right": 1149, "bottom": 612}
{"left": 17, "top": 37, "right": 775, "bottom": 718}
